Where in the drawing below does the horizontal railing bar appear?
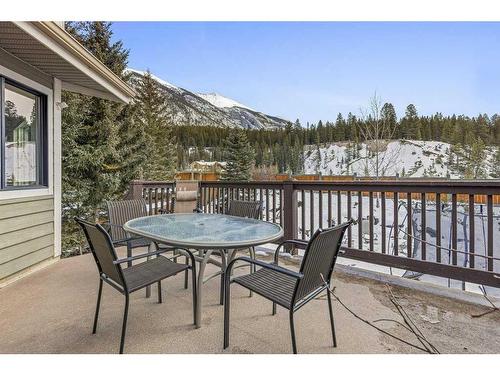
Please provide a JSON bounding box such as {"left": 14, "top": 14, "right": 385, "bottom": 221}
{"left": 340, "top": 247, "right": 500, "bottom": 289}
{"left": 199, "top": 180, "right": 500, "bottom": 195}
{"left": 277, "top": 241, "right": 500, "bottom": 288}
{"left": 137, "top": 180, "right": 500, "bottom": 196}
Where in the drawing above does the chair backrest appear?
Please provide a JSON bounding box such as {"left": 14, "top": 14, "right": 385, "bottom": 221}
{"left": 75, "top": 218, "right": 125, "bottom": 289}
{"left": 226, "top": 200, "right": 263, "bottom": 219}
{"left": 294, "top": 221, "right": 352, "bottom": 303}
{"left": 106, "top": 199, "right": 148, "bottom": 241}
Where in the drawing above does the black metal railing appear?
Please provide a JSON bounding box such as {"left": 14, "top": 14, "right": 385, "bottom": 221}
{"left": 129, "top": 179, "right": 500, "bottom": 288}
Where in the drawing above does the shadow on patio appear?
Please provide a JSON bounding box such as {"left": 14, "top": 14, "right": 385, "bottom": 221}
{"left": 0, "top": 247, "right": 499, "bottom": 354}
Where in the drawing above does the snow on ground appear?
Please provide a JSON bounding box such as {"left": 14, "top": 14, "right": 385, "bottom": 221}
{"left": 196, "top": 92, "right": 252, "bottom": 110}
{"left": 304, "top": 140, "right": 495, "bottom": 178}
{"left": 212, "top": 190, "right": 500, "bottom": 298}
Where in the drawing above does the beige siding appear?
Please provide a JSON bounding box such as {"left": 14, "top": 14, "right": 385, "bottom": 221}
{"left": 0, "top": 196, "right": 55, "bottom": 280}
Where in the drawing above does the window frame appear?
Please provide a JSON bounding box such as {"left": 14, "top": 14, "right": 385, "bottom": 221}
{"left": 0, "top": 75, "right": 48, "bottom": 190}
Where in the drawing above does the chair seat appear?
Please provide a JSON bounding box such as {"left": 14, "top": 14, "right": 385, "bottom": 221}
{"left": 232, "top": 267, "right": 298, "bottom": 309}
{"left": 122, "top": 256, "right": 189, "bottom": 292}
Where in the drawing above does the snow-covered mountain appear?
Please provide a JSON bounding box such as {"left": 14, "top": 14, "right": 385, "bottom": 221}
{"left": 304, "top": 140, "right": 497, "bottom": 179}
{"left": 127, "top": 69, "right": 290, "bottom": 130}
{"left": 196, "top": 92, "right": 252, "bottom": 110}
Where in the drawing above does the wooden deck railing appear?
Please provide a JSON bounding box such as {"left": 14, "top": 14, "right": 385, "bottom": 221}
{"left": 128, "top": 179, "right": 500, "bottom": 288}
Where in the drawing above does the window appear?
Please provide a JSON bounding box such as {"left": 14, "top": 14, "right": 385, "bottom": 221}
{"left": 0, "top": 76, "right": 48, "bottom": 189}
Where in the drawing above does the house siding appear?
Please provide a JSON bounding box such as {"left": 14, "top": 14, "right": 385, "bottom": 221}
{"left": 0, "top": 195, "right": 55, "bottom": 280}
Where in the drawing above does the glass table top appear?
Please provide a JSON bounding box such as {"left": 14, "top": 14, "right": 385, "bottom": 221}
{"left": 123, "top": 213, "right": 283, "bottom": 249}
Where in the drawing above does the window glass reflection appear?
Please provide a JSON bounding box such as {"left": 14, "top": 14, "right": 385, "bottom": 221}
{"left": 4, "top": 83, "right": 39, "bottom": 187}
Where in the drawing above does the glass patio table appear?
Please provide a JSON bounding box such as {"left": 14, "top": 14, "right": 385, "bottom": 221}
{"left": 123, "top": 213, "right": 283, "bottom": 327}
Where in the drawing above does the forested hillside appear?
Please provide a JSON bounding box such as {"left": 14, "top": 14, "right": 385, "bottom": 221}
{"left": 173, "top": 105, "right": 500, "bottom": 177}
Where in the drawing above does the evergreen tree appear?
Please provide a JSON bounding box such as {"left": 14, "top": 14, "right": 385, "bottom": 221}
{"left": 134, "top": 70, "right": 177, "bottom": 180}
{"left": 464, "top": 138, "right": 487, "bottom": 179}
{"left": 490, "top": 148, "right": 500, "bottom": 178}
{"left": 115, "top": 104, "right": 148, "bottom": 189}
{"left": 62, "top": 22, "right": 128, "bottom": 218}
{"left": 220, "top": 130, "right": 255, "bottom": 181}
{"left": 381, "top": 102, "right": 397, "bottom": 136}
{"left": 61, "top": 21, "right": 145, "bottom": 254}
{"left": 402, "top": 104, "right": 419, "bottom": 139}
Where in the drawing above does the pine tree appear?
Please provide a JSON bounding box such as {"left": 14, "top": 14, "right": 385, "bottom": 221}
{"left": 116, "top": 104, "right": 148, "bottom": 189}
{"left": 220, "top": 129, "right": 255, "bottom": 181}
{"left": 62, "top": 21, "right": 129, "bottom": 219}
{"left": 134, "top": 70, "right": 177, "bottom": 180}
{"left": 465, "top": 138, "right": 486, "bottom": 179}
{"left": 402, "top": 104, "right": 419, "bottom": 139}
{"left": 490, "top": 148, "right": 500, "bottom": 178}
{"left": 61, "top": 22, "right": 142, "bottom": 254}
{"left": 381, "top": 102, "right": 397, "bottom": 137}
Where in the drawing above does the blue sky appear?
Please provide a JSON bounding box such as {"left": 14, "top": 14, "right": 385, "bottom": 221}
{"left": 112, "top": 22, "right": 500, "bottom": 124}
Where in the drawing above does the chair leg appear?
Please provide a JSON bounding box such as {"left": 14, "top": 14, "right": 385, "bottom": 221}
{"left": 157, "top": 281, "right": 162, "bottom": 304}
{"left": 327, "top": 289, "right": 337, "bottom": 348}
{"left": 184, "top": 256, "right": 189, "bottom": 289}
{"left": 120, "top": 294, "right": 130, "bottom": 354}
{"left": 223, "top": 277, "right": 231, "bottom": 349}
{"left": 289, "top": 310, "right": 297, "bottom": 354}
{"left": 92, "top": 279, "right": 103, "bottom": 334}
{"left": 272, "top": 302, "right": 276, "bottom": 316}
{"left": 248, "top": 247, "right": 256, "bottom": 297}
{"left": 145, "top": 243, "right": 153, "bottom": 298}
{"left": 126, "top": 244, "right": 132, "bottom": 268}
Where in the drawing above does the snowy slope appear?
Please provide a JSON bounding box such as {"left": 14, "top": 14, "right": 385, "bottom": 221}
{"left": 197, "top": 92, "right": 252, "bottom": 110}
{"left": 126, "top": 68, "right": 180, "bottom": 91}
{"left": 304, "top": 140, "right": 496, "bottom": 178}
{"left": 126, "top": 69, "right": 288, "bottom": 129}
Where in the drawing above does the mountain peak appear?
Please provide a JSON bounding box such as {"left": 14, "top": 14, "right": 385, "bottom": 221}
{"left": 196, "top": 92, "right": 252, "bottom": 111}
{"left": 125, "top": 68, "right": 179, "bottom": 90}
{"left": 126, "top": 68, "right": 290, "bottom": 130}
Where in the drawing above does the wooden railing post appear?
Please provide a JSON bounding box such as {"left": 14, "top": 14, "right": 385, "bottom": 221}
{"left": 283, "top": 181, "right": 298, "bottom": 253}
{"left": 126, "top": 180, "right": 144, "bottom": 199}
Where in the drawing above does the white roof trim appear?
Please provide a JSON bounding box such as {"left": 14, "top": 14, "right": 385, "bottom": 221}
{"left": 12, "top": 22, "right": 134, "bottom": 103}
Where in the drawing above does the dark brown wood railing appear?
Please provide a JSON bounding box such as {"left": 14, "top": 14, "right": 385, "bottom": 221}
{"left": 128, "top": 179, "right": 500, "bottom": 288}
{"left": 127, "top": 180, "right": 175, "bottom": 215}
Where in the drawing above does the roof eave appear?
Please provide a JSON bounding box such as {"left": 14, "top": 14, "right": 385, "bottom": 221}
{"left": 14, "top": 21, "right": 135, "bottom": 103}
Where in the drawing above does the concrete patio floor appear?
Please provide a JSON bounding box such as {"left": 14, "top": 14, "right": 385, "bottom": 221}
{"left": 0, "top": 248, "right": 499, "bottom": 354}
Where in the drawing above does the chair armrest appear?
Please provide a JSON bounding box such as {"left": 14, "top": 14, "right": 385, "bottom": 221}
{"left": 227, "top": 256, "right": 303, "bottom": 280}
{"left": 113, "top": 248, "right": 177, "bottom": 265}
{"left": 102, "top": 222, "right": 138, "bottom": 242}
{"left": 273, "top": 239, "right": 308, "bottom": 263}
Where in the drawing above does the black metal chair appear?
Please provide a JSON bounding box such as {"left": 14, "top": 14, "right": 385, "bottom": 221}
{"left": 224, "top": 200, "right": 263, "bottom": 298}
{"left": 106, "top": 199, "right": 185, "bottom": 296}
{"left": 223, "top": 220, "right": 352, "bottom": 354}
{"left": 226, "top": 199, "right": 263, "bottom": 219}
{"left": 75, "top": 218, "right": 197, "bottom": 354}
{"left": 105, "top": 199, "right": 152, "bottom": 267}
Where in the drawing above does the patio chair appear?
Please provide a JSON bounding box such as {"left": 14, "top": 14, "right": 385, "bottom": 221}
{"left": 75, "top": 218, "right": 197, "bottom": 354}
{"left": 106, "top": 199, "right": 167, "bottom": 298}
{"left": 223, "top": 220, "right": 352, "bottom": 354}
{"left": 225, "top": 200, "right": 263, "bottom": 296}
{"left": 197, "top": 199, "right": 263, "bottom": 305}
{"left": 105, "top": 199, "right": 152, "bottom": 268}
